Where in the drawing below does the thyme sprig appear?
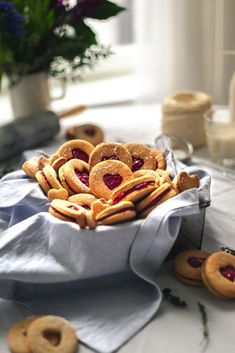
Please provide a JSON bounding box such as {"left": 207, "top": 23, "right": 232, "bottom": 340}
{"left": 162, "top": 288, "right": 187, "bottom": 307}
{"left": 197, "top": 302, "right": 209, "bottom": 343}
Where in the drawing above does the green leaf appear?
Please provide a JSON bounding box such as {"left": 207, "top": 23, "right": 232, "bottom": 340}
{"left": 70, "top": 21, "right": 97, "bottom": 46}
{"left": 88, "top": 0, "right": 125, "bottom": 20}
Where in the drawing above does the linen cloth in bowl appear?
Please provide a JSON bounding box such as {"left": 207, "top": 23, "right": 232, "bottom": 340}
{"left": 0, "top": 151, "right": 211, "bottom": 353}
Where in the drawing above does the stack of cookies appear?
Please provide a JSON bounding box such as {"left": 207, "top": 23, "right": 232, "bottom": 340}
{"left": 22, "top": 140, "right": 200, "bottom": 228}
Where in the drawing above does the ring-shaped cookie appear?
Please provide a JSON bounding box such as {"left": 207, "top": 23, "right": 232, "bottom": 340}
{"left": 7, "top": 316, "right": 41, "bottom": 353}
{"left": 68, "top": 193, "right": 97, "bottom": 210}
{"left": 59, "top": 159, "right": 90, "bottom": 195}
{"left": 149, "top": 148, "right": 166, "bottom": 170}
{"left": 66, "top": 124, "right": 104, "bottom": 146}
{"left": 201, "top": 251, "right": 235, "bottom": 299}
{"left": 35, "top": 164, "right": 68, "bottom": 200}
{"left": 89, "top": 142, "right": 132, "bottom": 170}
{"left": 174, "top": 250, "right": 211, "bottom": 286}
{"left": 53, "top": 139, "right": 94, "bottom": 164}
{"left": 27, "top": 315, "right": 78, "bottom": 353}
{"left": 22, "top": 155, "right": 49, "bottom": 178}
{"left": 89, "top": 160, "right": 133, "bottom": 200}
{"left": 96, "top": 201, "right": 136, "bottom": 225}
{"left": 124, "top": 143, "right": 156, "bottom": 172}
{"left": 49, "top": 199, "right": 86, "bottom": 227}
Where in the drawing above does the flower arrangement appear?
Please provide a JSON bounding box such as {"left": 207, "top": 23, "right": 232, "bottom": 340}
{"left": 0, "top": 0, "right": 124, "bottom": 86}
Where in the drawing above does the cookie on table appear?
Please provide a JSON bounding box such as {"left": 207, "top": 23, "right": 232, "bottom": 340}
{"left": 201, "top": 251, "right": 235, "bottom": 299}
{"left": 58, "top": 159, "right": 90, "bottom": 195}
{"left": 66, "top": 123, "right": 104, "bottom": 146}
{"left": 174, "top": 250, "right": 211, "bottom": 286}
{"left": 136, "top": 182, "right": 176, "bottom": 218}
{"left": 35, "top": 164, "right": 68, "bottom": 201}
{"left": 176, "top": 171, "right": 200, "bottom": 192}
{"left": 50, "top": 139, "right": 94, "bottom": 165}
{"left": 96, "top": 201, "right": 136, "bottom": 225}
{"left": 49, "top": 199, "right": 86, "bottom": 228}
{"left": 149, "top": 148, "right": 166, "bottom": 170}
{"left": 124, "top": 143, "right": 156, "bottom": 172}
{"left": 89, "top": 142, "right": 132, "bottom": 170}
{"left": 27, "top": 315, "right": 78, "bottom": 353}
{"left": 89, "top": 160, "right": 133, "bottom": 200}
{"left": 7, "top": 316, "right": 41, "bottom": 353}
{"left": 110, "top": 175, "right": 157, "bottom": 205}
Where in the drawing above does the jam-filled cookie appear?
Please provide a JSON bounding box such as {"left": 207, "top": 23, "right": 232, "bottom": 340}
{"left": 149, "top": 148, "right": 166, "bottom": 170}
{"left": 174, "top": 250, "right": 211, "bottom": 286}
{"left": 49, "top": 199, "right": 86, "bottom": 227}
{"left": 136, "top": 182, "right": 176, "bottom": 218}
{"left": 89, "top": 142, "right": 132, "bottom": 170}
{"left": 133, "top": 169, "right": 160, "bottom": 181}
{"left": 7, "top": 316, "right": 42, "bottom": 353}
{"left": 35, "top": 164, "right": 68, "bottom": 201}
{"left": 66, "top": 123, "right": 104, "bottom": 146}
{"left": 124, "top": 143, "right": 156, "bottom": 172}
{"left": 176, "top": 171, "right": 200, "bottom": 192}
{"left": 68, "top": 193, "right": 97, "bottom": 210}
{"left": 156, "top": 169, "right": 172, "bottom": 185}
{"left": 91, "top": 198, "right": 111, "bottom": 217}
{"left": 22, "top": 155, "right": 49, "bottom": 178}
{"left": 51, "top": 139, "right": 94, "bottom": 165}
{"left": 89, "top": 160, "right": 133, "bottom": 200}
{"left": 96, "top": 201, "right": 136, "bottom": 225}
{"left": 27, "top": 315, "right": 78, "bottom": 353}
{"left": 201, "top": 251, "right": 235, "bottom": 299}
{"left": 110, "top": 175, "right": 157, "bottom": 205}
{"left": 85, "top": 210, "right": 97, "bottom": 229}
{"left": 59, "top": 159, "right": 90, "bottom": 195}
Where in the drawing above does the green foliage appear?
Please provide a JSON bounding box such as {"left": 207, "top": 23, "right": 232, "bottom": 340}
{"left": 0, "top": 0, "right": 125, "bottom": 85}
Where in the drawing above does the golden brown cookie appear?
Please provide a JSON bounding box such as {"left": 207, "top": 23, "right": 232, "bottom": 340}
{"left": 89, "top": 142, "right": 132, "bottom": 170}
{"left": 177, "top": 171, "right": 200, "bottom": 192}
{"left": 91, "top": 198, "right": 111, "bottom": 217}
{"left": 7, "top": 316, "right": 41, "bottom": 353}
{"left": 89, "top": 160, "right": 133, "bottom": 200}
{"left": 133, "top": 169, "right": 160, "bottom": 181}
{"left": 35, "top": 164, "right": 68, "bottom": 200}
{"left": 22, "top": 155, "right": 49, "bottom": 178}
{"left": 110, "top": 175, "right": 157, "bottom": 205}
{"left": 136, "top": 182, "right": 176, "bottom": 218}
{"left": 27, "top": 315, "right": 78, "bottom": 353}
{"left": 85, "top": 210, "right": 97, "bottom": 229}
{"left": 68, "top": 193, "right": 97, "bottom": 210}
{"left": 174, "top": 250, "right": 211, "bottom": 286}
{"left": 124, "top": 143, "right": 156, "bottom": 172}
{"left": 66, "top": 124, "right": 104, "bottom": 146}
{"left": 96, "top": 201, "right": 136, "bottom": 225}
{"left": 58, "top": 159, "right": 90, "bottom": 195}
{"left": 149, "top": 148, "right": 166, "bottom": 170}
{"left": 49, "top": 199, "right": 86, "bottom": 227}
{"left": 201, "top": 251, "right": 235, "bottom": 299}
{"left": 52, "top": 139, "right": 94, "bottom": 164}
{"left": 156, "top": 169, "right": 172, "bottom": 185}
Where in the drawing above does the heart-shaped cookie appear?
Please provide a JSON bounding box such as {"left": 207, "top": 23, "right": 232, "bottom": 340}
{"left": 91, "top": 199, "right": 111, "bottom": 216}
{"left": 177, "top": 171, "right": 199, "bottom": 192}
{"left": 47, "top": 188, "right": 68, "bottom": 201}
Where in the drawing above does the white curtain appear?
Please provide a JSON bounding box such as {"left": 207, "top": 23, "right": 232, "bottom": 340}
{"left": 133, "top": 0, "right": 235, "bottom": 104}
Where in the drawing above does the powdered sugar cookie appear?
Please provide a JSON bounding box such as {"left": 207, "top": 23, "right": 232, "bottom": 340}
{"left": 59, "top": 159, "right": 90, "bottom": 195}
{"left": 124, "top": 143, "right": 156, "bottom": 172}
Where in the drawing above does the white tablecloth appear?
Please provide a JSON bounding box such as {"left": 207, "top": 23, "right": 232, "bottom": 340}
{"left": 0, "top": 102, "right": 235, "bottom": 353}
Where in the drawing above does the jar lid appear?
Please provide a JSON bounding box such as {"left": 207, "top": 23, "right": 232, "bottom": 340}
{"left": 162, "top": 91, "right": 212, "bottom": 114}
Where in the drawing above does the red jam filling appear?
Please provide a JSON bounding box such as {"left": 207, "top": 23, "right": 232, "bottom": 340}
{"left": 42, "top": 172, "right": 53, "bottom": 188}
{"left": 220, "top": 265, "right": 235, "bottom": 282}
{"left": 81, "top": 204, "right": 90, "bottom": 210}
{"left": 132, "top": 157, "right": 144, "bottom": 172}
{"left": 84, "top": 128, "right": 96, "bottom": 137}
{"left": 103, "top": 173, "right": 123, "bottom": 190}
{"left": 75, "top": 169, "right": 89, "bottom": 187}
{"left": 187, "top": 257, "right": 206, "bottom": 268}
{"left": 101, "top": 155, "right": 119, "bottom": 161}
{"left": 99, "top": 206, "right": 135, "bottom": 221}
{"left": 113, "top": 181, "right": 153, "bottom": 204}
{"left": 68, "top": 205, "right": 79, "bottom": 211}
{"left": 72, "top": 148, "right": 89, "bottom": 163}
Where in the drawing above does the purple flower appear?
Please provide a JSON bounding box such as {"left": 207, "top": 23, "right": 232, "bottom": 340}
{"left": 68, "top": 0, "right": 103, "bottom": 22}
{"left": 0, "top": 0, "right": 25, "bottom": 37}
